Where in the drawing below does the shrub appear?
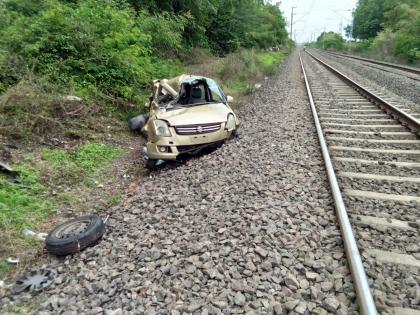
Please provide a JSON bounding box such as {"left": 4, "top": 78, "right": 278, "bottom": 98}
{"left": 137, "top": 11, "right": 189, "bottom": 57}
{"left": 369, "top": 29, "right": 397, "bottom": 61}
{"left": 0, "top": 0, "right": 185, "bottom": 100}
{"left": 394, "top": 31, "right": 420, "bottom": 63}
{"left": 316, "top": 32, "right": 346, "bottom": 51}
{"left": 349, "top": 39, "right": 373, "bottom": 54}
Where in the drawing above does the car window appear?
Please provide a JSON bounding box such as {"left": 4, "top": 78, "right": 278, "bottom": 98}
{"left": 206, "top": 78, "right": 225, "bottom": 103}
{"left": 175, "top": 77, "right": 226, "bottom": 106}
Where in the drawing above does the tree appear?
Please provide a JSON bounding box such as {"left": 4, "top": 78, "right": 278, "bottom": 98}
{"left": 316, "top": 32, "right": 346, "bottom": 51}
{"left": 352, "top": 0, "right": 386, "bottom": 39}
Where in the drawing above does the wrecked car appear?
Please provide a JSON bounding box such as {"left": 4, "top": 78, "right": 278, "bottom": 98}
{"left": 130, "top": 74, "right": 240, "bottom": 168}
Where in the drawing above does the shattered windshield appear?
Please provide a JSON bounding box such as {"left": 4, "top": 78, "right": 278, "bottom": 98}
{"left": 154, "top": 76, "right": 226, "bottom": 109}
{"left": 175, "top": 77, "right": 225, "bottom": 106}
{"left": 206, "top": 78, "right": 225, "bottom": 103}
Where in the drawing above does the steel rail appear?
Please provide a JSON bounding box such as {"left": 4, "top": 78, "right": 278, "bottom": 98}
{"left": 306, "top": 50, "right": 420, "bottom": 135}
{"left": 298, "top": 51, "right": 378, "bottom": 315}
{"left": 320, "top": 49, "right": 420, "bottom": 76}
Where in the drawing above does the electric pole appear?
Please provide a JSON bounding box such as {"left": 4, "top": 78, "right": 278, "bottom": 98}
{"left": 290, "top": 6, "right": 296, "bottom": 39}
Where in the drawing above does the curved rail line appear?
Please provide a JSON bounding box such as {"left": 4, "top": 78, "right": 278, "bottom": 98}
{"left": 298, "top": 51, "right": 378, "bottom": 315}
{"left": 306, "top": 50, "right": 420, "bottom": 135}
{"left": 321, "top": 50, "right": 420, "bottom": 77}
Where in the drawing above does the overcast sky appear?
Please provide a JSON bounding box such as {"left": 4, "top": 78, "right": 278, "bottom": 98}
{"left": 270, "top": 0, "right": 357, "bottom": 43}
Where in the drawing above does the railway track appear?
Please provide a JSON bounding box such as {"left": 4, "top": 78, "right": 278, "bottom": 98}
{"left": 318, "top": 50, "right": 420, "bottom": 81}
{"left": 300, "top": 50, "right": 420, "bottom": 315}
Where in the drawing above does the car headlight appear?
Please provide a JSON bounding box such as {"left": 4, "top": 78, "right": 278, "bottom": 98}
{"left": 153, "top": 120, "right": 171, "bottom": 137}
{"left": 225, "top": 114, "right": 236, "bottom": 131}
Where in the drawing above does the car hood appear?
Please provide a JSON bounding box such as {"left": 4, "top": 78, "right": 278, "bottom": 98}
{"left": 156, "top": 103, "right": 231, "bottom": 126}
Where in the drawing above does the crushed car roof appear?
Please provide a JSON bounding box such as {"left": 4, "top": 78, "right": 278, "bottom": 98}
{"left": 155, "top": 74, "right": 225, "bottom": 101}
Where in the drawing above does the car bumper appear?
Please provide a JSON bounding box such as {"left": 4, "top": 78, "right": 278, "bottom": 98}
{"left": 146, "top": 127, "right": 233, "bottom": 160}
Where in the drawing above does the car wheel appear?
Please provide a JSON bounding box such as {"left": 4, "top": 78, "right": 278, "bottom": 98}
{"left": 230, "top": 126, "right": 240, "bottom": 139}
{"left": 145, "top": 158, "right": 157, "bottom": 169}
{"left": 45, "top": 214, "right": 105, "bottom": 256}
{"left": 128, "top": 114, "right": 147, "bottom": 132}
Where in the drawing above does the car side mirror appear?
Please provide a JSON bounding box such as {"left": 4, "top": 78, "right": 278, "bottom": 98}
{"left": 226, "top": 95, "right": 234, "bottom": 103}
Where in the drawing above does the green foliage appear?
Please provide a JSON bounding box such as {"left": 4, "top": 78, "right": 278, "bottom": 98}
{"left": 74, "top": 143, "right": 124, "bottom": 171}
{"left": 0, "top": 164, "right": 51, "bottom": 234}
{"left": 0, "top": 0, "right": 185, "bottom": 100}
{"left": 106, "top": 189, "right": 123, "bottom": 207}
{"left": 349, "top": 0, "right": 420, "bottom": 63}
{"left": 137, "top": 11, "right": 189, "bottom": 56}
{"left": 316, "top": 32, "right": 346, "bottom": 51}
{"left": 206, "top": 0, "right": 288, "bottom": 54}
{"left": 0, "top": 143, "right": 124, "bottom": 239}
{"left": 0, "top": 261, "right": 11, "bottom": 277}
{"left": 0, "top": 0, "right": 289, "bottom": 108}
{"left": 43, "top": 143, "right": 124, "bottom": 173}
{"left": 369, "top": 29, "right": 397, "bottom": 60}
{"left": 257, "top": 52, "right": 286, "bottom": 75}
{"left": 350, "top": 38, "right": 374, "bottom": 53}
{"left": 352, "top": 0, "right": 388, "bottom": 40}
{"left": 218, "top": 49, "right": 287, "bottom": 98}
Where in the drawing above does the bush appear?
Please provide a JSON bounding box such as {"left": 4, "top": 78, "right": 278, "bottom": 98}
{"left": 349, "top": 38, "right": 373, "bottom": 54}
{"left": 347, "top": 0, "right": 420, "bottom": 64}
{"left": 369, "top": 29, "right": 397, "bottom": 60}
{"left": 0, "top": 78, "right": 109, "bottom": 139}
{"left": 394, "top": 32, "right": 420, "bottom": 63}
{"left": 137, "top": 11, "right": 189, "bottom": 57}
{"left": 316, "top": 32, "right": 346, "bottom": 51}
{"left": 0, "top": 0, "right": 185, "bottom": 100}
{"left": 217, "top": 49, "right": 286, "bottom": 99}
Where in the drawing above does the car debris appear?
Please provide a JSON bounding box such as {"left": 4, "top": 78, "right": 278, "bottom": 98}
{"left": 19, "top": 185, "right": 32, "bottom": 190}
{"left": 45, "top": 214, "right": 105, "bottom": 256}
{"left": 62, "top": 95, "right": 82, "bottom": 102}
{"left": 11, "top": 267, "right": 56, "bottom": 294}
{"left": 0, "top": 161, "right": 17, "bottom": 176}
{"left": 129, "top": 74, "right": 240, "bottom": 168}
{"left": 23, "top": 229, "right": 48, "bottom": 241}
{"left": 6, "top": 258, "right": 19, "bottom": 264}
{"left": 143, "top": 147, "right": 165, "bottom": 167}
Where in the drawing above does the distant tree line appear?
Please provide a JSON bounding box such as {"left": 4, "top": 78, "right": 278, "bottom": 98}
{"left": 347, "top": 0, "right": 419, "bottom": 63}
{"left": 314, "top": 32, "right": 346, "bottom": 51}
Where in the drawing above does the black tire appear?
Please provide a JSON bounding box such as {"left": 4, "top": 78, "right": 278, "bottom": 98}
{"left": 145, "top": 158, "right": 157, "bottom": 169}
{"left": 128, "top": 114, "right": 147, "bottom": 132}
{"left": 229, "top": 126, "right": 240, "bottom": 139}
{"left": 45, "top": 214, "right": 105, "bottom": 256}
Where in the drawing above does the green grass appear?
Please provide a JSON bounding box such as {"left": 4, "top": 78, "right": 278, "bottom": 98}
{"left": 257, "top": 51, "right": 286, "bottom": 74}
{"left": 230, "top": 79, "right": 249, "bottom": 94}
{"left": 74, "top": 143, "right": 124, "bottom": 171}
{"left": 42, "top": 143, "right": 123, "bottom": 172}
{"left": 107, "top": 189, "right": 123, "bottom": 207}
{"left": 0, "top": 143, "right": 124, "bottom": 240}
{"left": 0, "top": 165, "right": 51, "bottom": 234}
{"left": 0, "top": 260, "right": 12, "bottom": 276}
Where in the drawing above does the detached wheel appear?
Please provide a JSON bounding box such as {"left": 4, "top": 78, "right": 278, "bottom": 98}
{"left": 45, "top": 214, "right": 105, "bottom": 256}
{"left": 129, "top": 114, "right": 147, "bottom": 132}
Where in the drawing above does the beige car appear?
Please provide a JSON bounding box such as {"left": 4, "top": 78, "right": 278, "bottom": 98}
{"left": 132, "top": 74, "right": 239, "bottom": 168}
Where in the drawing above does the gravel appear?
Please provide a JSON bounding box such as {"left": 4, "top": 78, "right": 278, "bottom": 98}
{"left": 312, "top": 50, "right": 420, "bottom": 115}
{"left": 339, "top": 177, "right": 419, "bottom": 196}
{"left": 333, "top": 161, "right": 420, "bottom": 178}
{"left": 1, "top": 51, "right": 358, "bottom": 314}
{"left": 354, "top": 224, "right": 419, "bottom": 254}
{"left": 302, "top": 51, "right": 420, "bottom": 311}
